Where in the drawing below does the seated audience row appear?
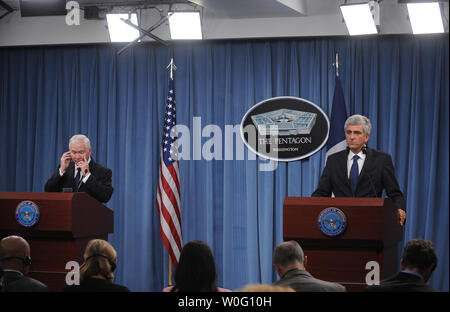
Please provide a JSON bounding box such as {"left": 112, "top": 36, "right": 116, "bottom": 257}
{"left": 0, "top": 235, "right": 439, "bottom": 292}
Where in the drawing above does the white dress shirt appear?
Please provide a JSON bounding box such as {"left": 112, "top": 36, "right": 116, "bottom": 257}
{"left": 347, "top": 150, "right": 366, "bottom": 178}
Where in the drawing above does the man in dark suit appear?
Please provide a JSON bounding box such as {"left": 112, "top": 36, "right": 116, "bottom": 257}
{"left": 365, "top": 239, "right": 438, "bottom": 292}
{"left": 45, "top": 134, "right": 113, "bottom": 203}
{"left": 0, "top": 235, "right": 49, "bottom": 292}
{"left": 312, "top": 114, "right": 406, "bottom": 226}
{"left": 273, "top": 240, "right": 346, "bottom": 292}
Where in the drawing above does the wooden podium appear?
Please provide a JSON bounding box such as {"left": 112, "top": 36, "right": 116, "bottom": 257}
{"left": 0, "top": 192, "right": 114, "bottom": 291}
{"left": 283, "top": 197, "right": 403, "bottom": 292}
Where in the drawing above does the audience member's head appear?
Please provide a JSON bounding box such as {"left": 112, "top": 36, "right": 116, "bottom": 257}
{"left": 401, "top": 239, "right": 437, "bottom": 282}
{"left": 172, "top": 240, "right": 217, "bottom": 292}
{"left": 0, "top": 235, "right": 32, "bottom": 275}
{"left": 273, "top": 240, "right": 306, "bottom": 278}
{"left": 80, "top": 239, "right": 117, "bottom": 282}
{"left": 240, "top": 283, "right": 295, "bottom": 292}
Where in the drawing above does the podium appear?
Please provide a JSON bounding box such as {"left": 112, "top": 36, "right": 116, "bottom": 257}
{"left": 0, "top": 192, "right": 114, "bottom": 291}
{"left": 283, "top": 197, "right": 403, "bottom": 292}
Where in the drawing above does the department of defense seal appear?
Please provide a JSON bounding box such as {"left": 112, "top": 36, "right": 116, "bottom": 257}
{"left": 318, "top": 207, "right": 347, "bottom": 237}
{"left": 15, "top": 200, "right": 40, "bottom": 228}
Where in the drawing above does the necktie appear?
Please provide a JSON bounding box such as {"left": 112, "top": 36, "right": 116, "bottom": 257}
{"left": 350, "top": 155, "right": 359, "bottom": 194}
{"left": 74, "top": 168, "right": 81, "bottom": 191}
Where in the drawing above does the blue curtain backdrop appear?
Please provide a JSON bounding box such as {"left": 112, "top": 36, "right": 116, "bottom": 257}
{"left": 0, "top": 36, "right": 448, "bottom": 291}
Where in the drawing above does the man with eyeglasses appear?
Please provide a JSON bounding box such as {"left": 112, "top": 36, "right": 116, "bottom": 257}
{"left": 45, "top": 134, "right": 114, "bottom": 203}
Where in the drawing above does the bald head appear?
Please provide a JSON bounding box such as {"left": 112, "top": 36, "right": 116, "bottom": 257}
{"left": 0, "top": 236, "right": 31, "bottom": 273}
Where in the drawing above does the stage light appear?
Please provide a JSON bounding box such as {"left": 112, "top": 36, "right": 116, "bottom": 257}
{"left": 168, "top": 11, "right": 202, "bottom": 40}
{"left": 340, "top": 2, "right": 378, "bottom": 36}
{"left": 407, "top": 2, "right": 444, "bottom": 34}
{"left": 106, "top": 13, "right": 140, "bottom": 42}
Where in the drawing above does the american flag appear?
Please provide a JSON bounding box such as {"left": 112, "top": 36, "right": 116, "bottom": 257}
{"left": 156, "top": 64, "right": 182, "bottom": 267}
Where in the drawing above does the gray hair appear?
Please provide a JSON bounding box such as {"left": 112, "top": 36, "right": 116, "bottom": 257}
{"left": 273, "top": 240, "right": 304, "bottom": 267}
{"left": 344, "top": 114, "right": 372, "bottom": 135}
{"left": 69, "top": 134, "right": 91, "bottom": 150}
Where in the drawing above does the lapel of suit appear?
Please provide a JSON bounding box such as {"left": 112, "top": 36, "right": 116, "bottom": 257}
{"left": 89, "top": 158, "right": 96, "bottom": 176}
{"left": 337, "top": 150, "right": 352, "bottom": 192}
{"left": 357, "top": 148, "right": 373, "bottom": 189}
{"left": 66, "top": 162, "right": 77, "bottom": 188}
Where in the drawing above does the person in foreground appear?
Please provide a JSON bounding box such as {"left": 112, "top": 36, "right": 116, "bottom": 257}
{"left": 312, "top": 114, "right": 406, "bottom": 226}
{"left": 273, "top": 240, "right": 345, "bottom": 292}
{"left": 240, "top": 284, "right": 295, "bottom": 292}
{"left": 0, "top": 235, "right": 49, "bottom": 292}
{"left": 45, "top": 134, "right": 113, "bottom": 203}
{"left": 63, "top": 239, "right": 129, "bottom": 292}
{"left": 162, "top": 240, "right": 231, "bottom": 292}
{"left": 365, "top": 239, "right": 439, "bottom": 292}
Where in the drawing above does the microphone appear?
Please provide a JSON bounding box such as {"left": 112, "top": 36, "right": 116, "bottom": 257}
{"left": 347, "top": 144, "right": 368, "bottom": 154}
{"left": 362, "top": 144, "right": 367, "bottom": 154}
{"left": 76, "top": 169, "right": 88, "bottom": 191}
{"left": 76, "top": 176, "right": 83, "bottom": 192}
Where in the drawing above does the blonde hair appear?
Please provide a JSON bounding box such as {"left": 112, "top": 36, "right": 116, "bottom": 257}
{"left": 240, "top": 284, "right": 295, "bottom": 292}
{"left": 80, "top": 239, "right": 117, "bottom": 282}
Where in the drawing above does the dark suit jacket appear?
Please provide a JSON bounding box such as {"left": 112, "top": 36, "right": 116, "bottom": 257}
{"left": 62, "top": 277, "right": 130, "bottom": 292}
{"left": 2, "top": 270, "right": 49, "bottom": 292}
{"left": 312, "top": 148, "right": 406, "bottom": 211}
{"left": 274, "top": 268, "right": 346, "bottom": 292}
{"left": 365, "top": 272, "right": 438, "bottom": 292}
{"left": 45, "top": 158, "right": 114, "bottom": 203}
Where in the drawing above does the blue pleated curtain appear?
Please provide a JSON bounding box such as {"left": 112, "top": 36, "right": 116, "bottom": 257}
{"left": 0, "top": 36, "right": 448, "bottom": 291}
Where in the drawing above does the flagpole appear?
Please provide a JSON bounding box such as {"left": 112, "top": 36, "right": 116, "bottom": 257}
{"left": 326, "top": 52, "right": 347, "bottom": 163}
{"left": 168, "top": 255, "right": 173, "bottom": 286}
{"left": 334, "top": 53, "right": 340, "bottom": 77}
{"left": 166, "top": 57, "right": 177, "bottom": 287}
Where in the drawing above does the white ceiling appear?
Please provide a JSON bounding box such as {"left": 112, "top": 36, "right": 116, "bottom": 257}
{"left": 0, "top": 0, "right": 368, "bottom": 18}
{"left": 0, "top": 0, "right": 448, "bottom": 46}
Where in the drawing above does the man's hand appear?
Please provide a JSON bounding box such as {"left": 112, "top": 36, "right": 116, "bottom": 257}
{"left": 77, "top": 160, "right": 90, "bottom": 177}
{"left": 398, "top": 209, "right": 406, "bottom": 226}
{"left": 77, "top": 156, "right": 90, "bottom": 177}
{"left": 60, "top": 151, "right": 71, "bottom": 173}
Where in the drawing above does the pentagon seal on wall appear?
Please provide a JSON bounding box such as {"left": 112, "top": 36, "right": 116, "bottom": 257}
{"left": 240, "top": 96, "right": 329, "bottom": 162}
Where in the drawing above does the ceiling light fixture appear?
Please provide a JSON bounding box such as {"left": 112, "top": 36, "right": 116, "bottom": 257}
{"left": 168, "top": 11, "right": 203, "bottom": 40}
{"left": 340, "top": 2, "right": 378, "bottom": 36}
{"left": 106, "top": 13, "right": 140, "bottom": 42}
{"left": 407, "top": 2, "right": 444, "bottom": 34}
